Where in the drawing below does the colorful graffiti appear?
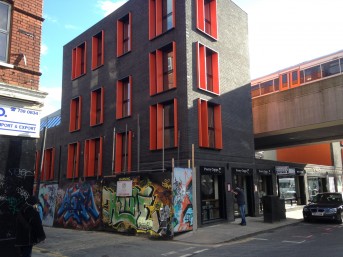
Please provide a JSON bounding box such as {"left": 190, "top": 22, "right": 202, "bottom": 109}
{"left": 38, "top": 183, "right": 58, "bottom": 227}
{"left": 54, "top": 181, "right": 101, "bottom": 230}
{"left": 102, "top": 174, "right": 173, "bottom": 237}
{"left": 173, "top": 168, "right": 193, "bottom": 232}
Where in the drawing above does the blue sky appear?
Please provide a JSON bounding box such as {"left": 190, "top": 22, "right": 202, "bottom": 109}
{"left": 40, "top": 0, "right": 343, "bottom": 117}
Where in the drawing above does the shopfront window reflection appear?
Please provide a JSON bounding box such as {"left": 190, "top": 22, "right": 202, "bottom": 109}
{"left": 279, "top": 177, "right": 296, "bottom": 199}
{"left": 201, "top": 174, "right": 221, "bottom": 222}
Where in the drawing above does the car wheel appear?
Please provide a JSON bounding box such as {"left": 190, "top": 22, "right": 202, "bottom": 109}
{"left": 304, "top": 217, "right": 311, "bottom": 223}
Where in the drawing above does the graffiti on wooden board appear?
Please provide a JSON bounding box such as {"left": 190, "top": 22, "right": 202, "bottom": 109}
{"left": 102, "top": 174, "right": 173, "bottom": 237}
{"left": 37, "top": 183, "right": 58, "bottom": 227}
{"left": 54, "top": 180, "right": 101, "bottom": 230}
{"left": 173, "top": 168, "right": 193, "bottom": 232}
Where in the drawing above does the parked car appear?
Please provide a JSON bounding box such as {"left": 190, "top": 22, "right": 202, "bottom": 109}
{"left": 303, "top": 192, "right": 343, "bottom": 223}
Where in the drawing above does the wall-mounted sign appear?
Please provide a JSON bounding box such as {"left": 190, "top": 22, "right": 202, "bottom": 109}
{"left": 116, "top": 180, "right": 132, "bottom": 196}
{"left": 295, "top": 168, "right": 306, "bottom": 175}
{"left": 275, "top": 166, "right": 289, "bottom": 175}
{"left": 0, "top": 105, "right": 41, "bottom": 138}
{"left": 289, "top": 168, "right": 296, "bottom": 175}
{"left": 257, "top": 169, "right": 273, "bottom": 175}
{"left": 200, "top": 166, "right": 224, "bottom": 174}
{"left": 232, "top": 168, "right": 253, "bottom": 175}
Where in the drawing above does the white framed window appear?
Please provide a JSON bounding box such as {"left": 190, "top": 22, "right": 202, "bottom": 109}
{"left": 0, "top": 1, "right": 11, "bottom": 63}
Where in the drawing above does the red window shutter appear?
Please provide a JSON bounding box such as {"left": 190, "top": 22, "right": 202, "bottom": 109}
{"left": 72, "top": 48, "right": 76, "bottom": 79}
{"left": 156, "top": 49, "right": 163, "bottom": 93}
{"left": 127, "top": 131, "right": 132, "bottom": 172}
{"left": 197, "top": 43, "right": 206, "bottom": 90}
{"left": 67, "top": 144, "right": 73, "bottom": 179}
{"left": 149, "top": 52, "right": 157, "bottom": 95}
{"left": 75, "top": 142, "right": 80, "bottom": 178}
{"left": 98, "top": 137, "right": 103, "bottom": 176}
{"left": 155, "top": 0, "right": 163, "bottom": 36}
{"left": 129, "top": 76, "right": 132, "bottom": 116}
{"left": 149, "top": 0, "right": 156, "bottom": 39}
{"left": 92, "top": 36, "right": 98, "bottom": 70}
{"left": 115, "top": 133, "right": 123, "bottom": 173}
{"left": 83, "top": 43, "right": 87, "bottom": 75}
{"left": 210, "top": 0, "right": 218, "bottom": 39}
{"left": 84, "top": 140, "right": 89, "bottom": 177}
{"left": 117, "top": 19, "right": 123, "bottom": 56}
{"left": 50, "top": 148, "right": 55, "bottom": 180}
{"left": 172, "top": 42, "right": 177, "bottom": 89}
{"left": 150, "top": 105, "right": 157, "bottom": 150}
{"left": 100, "top": 88, "right": 104, "bottom": 123}
{"left": 198, "top": 99, "right": 209, "bottom": 147}
{"left": 88, "top": 140, "right": 95, "bottom": 177}
{"left": 128, "top": 13, "right": 132, "bottom": 52}
{"left": 116, "top": 80, "right": 123, "bottom": 119}
{"left": 41, "top": 150, "right": 48, "bottom": 181}
{"left": 40, "top": 156, "right": 45, "bottom": 181}
{"left": 174, "top": 98, "right": 178, "bottom": 147}
{"left": 198, "top": 99, "right": 203, "bottom": 147}
{"left": 212, "top": 52, "right": 219, "bottom": 94}
{"left": 101, "top": 31, "right": 105, "bottom": 65}
{"left": 196, "top": 0, "right": 205, "bottom": 31}
{"left": 214, "top": 104, "right": 223, "bottom": 149}
{"left": 90, "top": 91, "right": 96, "bottom": 126}
{"left": 78, "top": 96, "right": 82, "bottom": 129}
{"left": 75, "top": 47, "right": 82, "bottom": 77}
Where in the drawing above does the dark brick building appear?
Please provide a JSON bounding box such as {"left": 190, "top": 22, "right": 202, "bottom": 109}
{"left": 42, "top": 0, "right": 256, "bottom": 225}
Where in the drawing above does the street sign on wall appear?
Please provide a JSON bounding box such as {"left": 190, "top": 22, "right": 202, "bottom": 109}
{"left": 0, "top": 105, "right": 41, "bottom": 138}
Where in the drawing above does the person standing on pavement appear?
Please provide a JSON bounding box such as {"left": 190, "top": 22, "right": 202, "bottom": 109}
{"left": 15, "top": 196, "right": 46, "bottom": 257}
{"left": 232, "top": 187, "right": 247, "bottom": 226}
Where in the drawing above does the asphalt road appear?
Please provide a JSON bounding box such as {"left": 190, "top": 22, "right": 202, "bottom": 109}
{"left": 32, "top": 222, "right": 343, "bottom": 257}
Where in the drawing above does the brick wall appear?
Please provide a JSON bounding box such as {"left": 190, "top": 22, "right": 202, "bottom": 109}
{"left": 0, "top": 0, "right": 43, "bottom": 90}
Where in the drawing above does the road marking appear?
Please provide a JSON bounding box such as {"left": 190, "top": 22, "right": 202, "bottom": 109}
{"left": 293, "top": 235, "right": 313, "bottom": 239}
{"left": 194, "top": 249, "right": 209, "bottom": 254}
{"left": 282, "top": 240, "right": 305, "bottom": 244}
{"left": 251, "top": 237, "right": 268, "bottom": 241}
{"left": 179, "top": 254, "right": 193, "bottom": 257}
{"left": 179, "top": 247, "right": 195, "bottom": 252}
{"left": 162, "top": 251, "right": 177, "bottom": 256}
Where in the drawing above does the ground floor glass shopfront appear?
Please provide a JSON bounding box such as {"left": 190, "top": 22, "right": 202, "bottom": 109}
{"left": 200, "top": 166, "right": 225, "bottom": 224}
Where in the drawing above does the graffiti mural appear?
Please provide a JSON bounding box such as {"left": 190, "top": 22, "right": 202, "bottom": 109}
{"left": 54, "top": 180, "right": 101, "bottom": 230}
{"left": 102, "top": 173, "right": 173, "bottom": 237}
{"left": 38, "top": 183, "right": 58, "bottom": 227}
{"left": 0, "top": 169, "right": 34, "bottom": 240}
{"left": 173, "top": 168, "right": 193, "bottom": 232}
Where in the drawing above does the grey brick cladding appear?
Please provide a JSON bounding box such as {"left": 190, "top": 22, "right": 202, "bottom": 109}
{"left": 58, "top": 0, "right": 254, "bottom": 177}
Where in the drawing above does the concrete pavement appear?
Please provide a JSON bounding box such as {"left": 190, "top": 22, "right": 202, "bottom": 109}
{"left": 173, "top": 204, "right": 304, "bottom": 245}
{"left": 30, "top": 205, "right": 304, "bottom": 256}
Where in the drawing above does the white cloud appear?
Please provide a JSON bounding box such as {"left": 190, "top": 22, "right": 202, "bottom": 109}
{"left": 40, "top": 86, "right": 62, "bottom": 118}
{"left": 64, "top": 24, "right": 79, "bottom": 30}
{"left": 41, "top": 43, "right": 48, "bottom": 56}
{"left": 97, "top": 0, "right": 128, "bottom": 17}
{"left": 43, "top": 13, "right": 58, "bottom": 23}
